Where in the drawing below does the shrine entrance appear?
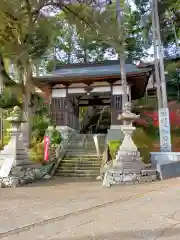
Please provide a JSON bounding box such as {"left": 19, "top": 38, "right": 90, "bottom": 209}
{"left": 33, "top": 60, "right": 153, "bottom": 136}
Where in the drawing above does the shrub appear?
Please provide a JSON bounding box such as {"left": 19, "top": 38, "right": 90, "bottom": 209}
{"left": 108, "top": 140, "right": 121, "bottom": 159}
{"left": 32, "top": 118, "right": 49, "bottom": 143}
{"left": 50, "top": 128, "right": 61, "bottom": 145}
{"left": 132, "top": 128, "right": 153, "bottom": 163}
{"left": 29, "top": 142, "right": 44, "bottom": 163}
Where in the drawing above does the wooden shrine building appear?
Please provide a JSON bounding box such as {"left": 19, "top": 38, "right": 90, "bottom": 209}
{"left": 33, "top": 60, "right": 153, "bottom": 136}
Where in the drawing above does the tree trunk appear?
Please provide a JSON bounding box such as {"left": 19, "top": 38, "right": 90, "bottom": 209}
{"left": 116, "top": 0, "right": 128, "bottom": 110}
{"left": 20, "top": 63, "right": 34, "bottom": 148}
{"left": 120, "top": 55, "right": 128, "bottom": 110}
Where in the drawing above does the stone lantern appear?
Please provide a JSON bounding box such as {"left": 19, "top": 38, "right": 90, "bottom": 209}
{"left": 114, "top": 102, "right": 145, "bottom": 172}
{"left": 102, "top": 102, "right": 146, "bottom": 187}
{"left": 0, "top": 106, "right": 30, "bottom": 168}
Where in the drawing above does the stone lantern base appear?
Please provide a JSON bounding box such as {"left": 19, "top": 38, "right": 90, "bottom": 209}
{"left": 102, "top": 102, "right": 157, "bottom": 187}
{"left": 113, "top": 125, "right": 145, "bottom": 172}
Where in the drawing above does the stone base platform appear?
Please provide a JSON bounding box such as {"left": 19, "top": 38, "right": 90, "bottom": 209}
{"left": 102, "top": 167, "right": 157, "bottom": 187}
{"left": 0, "top": 163, "right": 54, "bottom": 188}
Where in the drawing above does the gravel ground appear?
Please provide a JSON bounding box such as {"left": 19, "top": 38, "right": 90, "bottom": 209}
{"left": 0, "top": 177, "right": 180, "bottom": 239}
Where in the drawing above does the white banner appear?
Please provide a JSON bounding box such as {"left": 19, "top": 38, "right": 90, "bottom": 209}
{"left": 158, "top": 108, "right": 172, "bottom": 152}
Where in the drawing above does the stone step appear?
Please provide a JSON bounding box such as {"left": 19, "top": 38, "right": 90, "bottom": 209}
{"left": 55, "top": 171, "right": 100, "bottom": 177}
{"left": 63, "top": 156, "right": 101, "bottom": 160}
{"left": 61, "top": 161, "right": 101, "bottom": 166}
{"left": 57, "top": 167, "right": 100, "bottom": 173}
{"left": 55, "top": 173, "right": 99, "bottom": 178}
{"left": 66, "top": 154, "right": 98, "bottom": 157}
{"left": 67, "top": 148, "right": 97, "bottom": 151}
{"left": 67, "top": 150, "right": 97, "bottom": 156}
{"left": 62, "top": 157, "right": 101, "bottom": 161}
{"left": 59, "top": 163, "right": 101, "bottom": 169}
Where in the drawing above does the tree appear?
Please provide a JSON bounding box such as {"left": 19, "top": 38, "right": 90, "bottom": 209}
{"left": 64, "top": 2, "right": 150, "bottom": 109}
{"left": 134, "top": 0, "right": 180, "bottom": 103}
{"left": 44, "top": 13, "right": 116, "bottom": 73}
{"left": 134, "top": 0, "right": 180, "bottom": 55}
{"left": 0, "top": 0, "right": 59, "bottom": 146}
{"left": 65, "top": 3, "right": 149, "bottom": 59}
{"left": 165, "top": 60, "right": 180, "bottom": 102}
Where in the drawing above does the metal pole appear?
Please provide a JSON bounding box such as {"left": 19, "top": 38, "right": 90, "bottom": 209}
{"left": 152, "top": 0, "right": 171, "bottom": 152}
{"left": 116, "top": 0, "right": 128, "bottom": 109}
{"left": 153, "top": 0, "right": 168, "bottom": 108}
{"left": 151, "top": 0, "right": 162, "bottom": 109}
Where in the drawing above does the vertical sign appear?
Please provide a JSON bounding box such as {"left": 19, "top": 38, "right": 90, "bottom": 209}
{"left": 158, "top": 108, "right": 171, "bottom": 152}
{"left": 44, "top": 136, "right": 50, "bottom": 161}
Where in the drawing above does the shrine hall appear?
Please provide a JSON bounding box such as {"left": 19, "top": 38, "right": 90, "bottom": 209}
{"left": 33, "top": 60, "right": 153, "bottom": 138}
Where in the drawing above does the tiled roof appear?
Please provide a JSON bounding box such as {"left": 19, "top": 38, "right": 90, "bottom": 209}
{"left": 49, "top": 63, "right": 151, "bottom": 79}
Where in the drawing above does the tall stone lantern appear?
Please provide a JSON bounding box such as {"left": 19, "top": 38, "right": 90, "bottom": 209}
{"left": 0, "top": 106, "right": 31, "bottom": 168}
{"left": 102, "top": 102, "right": 145, "bottom": 187}
{"left": 114, "top": 102, "right": 145, "bottom": 172}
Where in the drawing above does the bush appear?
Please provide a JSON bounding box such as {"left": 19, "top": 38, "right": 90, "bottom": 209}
{"left": 50, "top": 129, "right": 61, "bottom": 145}
{"left": 32, "top": 119, "right": 49, "bottom": 143}
{"left": 108, "top": 140, "right": 121, "bottom": 159}
{"left": 133, "top": 128, "right": 153, "bottom": 163}
{"left": 0, "top": 135, "right": 10, "bottom": 150}
{"left": 29, "top": 142, "right": 44, "bottom": 163}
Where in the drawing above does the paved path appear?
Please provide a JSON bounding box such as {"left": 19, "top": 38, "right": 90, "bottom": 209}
{"left": 1, "top": 177, "right": 180, "bottom": 239}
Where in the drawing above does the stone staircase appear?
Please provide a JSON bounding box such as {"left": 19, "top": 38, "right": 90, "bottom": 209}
{"left": 55, "top": 134, "right": 106, "bottom": 178}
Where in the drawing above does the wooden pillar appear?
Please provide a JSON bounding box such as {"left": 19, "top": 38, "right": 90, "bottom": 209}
{"left": 111, "top": 95, "right": 122, "bottom": 125}
{"left": 111, "top": 85, "right": 123, "bottom": 126}
{"left": 51, "top": 97, "right": 67, "bottom": 126}
{"left": 67, "top": 95, "right": 79, "bottom": 130}
{"left": 51, "top": 87, "right": 79, "bottom": 130}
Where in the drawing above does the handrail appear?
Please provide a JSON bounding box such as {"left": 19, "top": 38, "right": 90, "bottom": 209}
{"left": 50, "top": 134, "right": 73, "bottom": 176}
{"left": 95, "top": 106, "right": 108, "bottom": 132}
{"left": 87, "top": 124, "right": 96, "bottom": 134}
{"left": 95, "top": 106, "right": 107, "bottom": 133}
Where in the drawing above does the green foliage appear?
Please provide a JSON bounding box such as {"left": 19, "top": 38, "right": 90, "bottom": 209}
{"left": 29, "top": 142, "right": 44, "bottom": 163}
{"left": 31, "top": 95, "right": 49, "bottom": 143}
{"left": 166, "top": 61, "right": 180, "bottom": 102}
{"left": 65, "top": 2, "right": 149, "bottom": 59}
{"left": 108, "top": 140, "right": 121, "bottom": 159}
{"left": 108, "top": 128, "right": 154, "bottom": 164}
{"left": 0, "top": 88, "right": 21, "bottom": 109}
{"left": 143, "top": 125, "right": 159, "bottom": 140}
{"left": 0, "top": 1, "right": 55, "bottom": 61}
{"left": 50, "top": 129, "right": 61, "bottom": 145}
{"left": 0, "top": 110, "right": 11, "bottom": 150}
{"left": 135, "top": 0, "right": 180, "bottom": 50}
{"left": 79, "top": 107, "right": 88, "bottom": 121}
{"left": 32, "top": 118, "right": 49, "bottom": 143}
{"left": 133, "top": 128, "right": 153, "bottom": 164}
